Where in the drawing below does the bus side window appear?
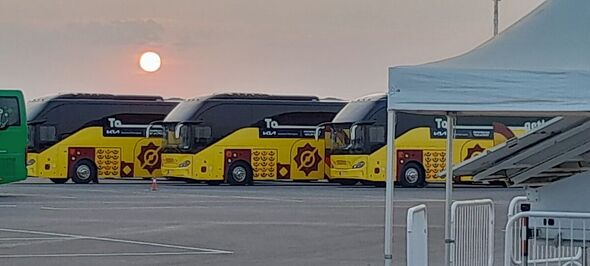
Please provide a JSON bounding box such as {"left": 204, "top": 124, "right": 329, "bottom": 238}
{"left": 39, "top": 126, "right": 57, "bottom": 142}
{"left": 27, "top": 125, "right": 36, "bottom": 148}
{"left": 193, "top": 126, "right": 212, "bottom": 143}
{"left": 369, "top": 126, "right": 385, "bottom": 143}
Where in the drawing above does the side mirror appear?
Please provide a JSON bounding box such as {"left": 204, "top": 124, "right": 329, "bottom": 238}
{"left": 350, "top": 124, "right": 358, "bottom": 141}
{"left": 145, "top": 121, "right": 164, "bottom": 138}
{"left": 145, "top": 124, "right": 153, "bottom": 138}
{"left": 174, "top": 123, "right": 184, "bottom": 139}
{"left": 314, "top": 126, "right": 324, "bottom": 141}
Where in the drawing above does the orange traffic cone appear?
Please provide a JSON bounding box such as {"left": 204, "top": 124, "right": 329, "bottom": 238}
{"left": 151, "top": 178, "right": 158, "bottom": 191}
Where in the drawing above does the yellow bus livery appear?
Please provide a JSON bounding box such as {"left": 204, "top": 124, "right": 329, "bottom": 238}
{"left": 160, "top": 93, "right": 345, "bottom": 185}
{"left": 322, "top": 93, "right": 548, "bottom": 187}
{"left": 26, "top": 94, "right": 178, "bottom": 184}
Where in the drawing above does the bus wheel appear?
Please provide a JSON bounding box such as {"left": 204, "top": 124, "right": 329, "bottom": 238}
{"left": 227, "top": 161, "right": 253, "bottom": 186}
{"left": 399, "top": 162, "right": 426, "bottom": 188}
{"left": 71, "top": 160, "right": 97, "bottom": 184}
{"left": 50, "top": 178, "right": 68, "bottom": 184}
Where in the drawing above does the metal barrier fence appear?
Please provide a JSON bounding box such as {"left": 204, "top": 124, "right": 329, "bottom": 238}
{"left": 407, "top": 204, "right": 428, "bottom": 266}
{"left": 508, "top": 196, "right": 529, "bottom": 217}
{"left": 508, "top": 196, "right": 530, "bottom": 265}
{"left": 450, "top": 199, "right": 495, "bottom": 266}
{"left": 504, "top": 211, "right": 590, "bottom": 266}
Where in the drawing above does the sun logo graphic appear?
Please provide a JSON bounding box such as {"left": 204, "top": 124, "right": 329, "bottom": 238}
{"left": 294, "top": 143, "right": 322, "bottom": 176}
{"left": 137, "top": 142, "right": 162, "bottom": 174}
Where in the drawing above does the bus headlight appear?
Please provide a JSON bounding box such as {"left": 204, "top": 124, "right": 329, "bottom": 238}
{"left": 352, "top": 161, "right": 365, "bottom": 169}
{"left": 178, "top": 160, "right": 191, "bottom": 168}
{"left": 27, "top": 159, "right": 36, "bottom": 166}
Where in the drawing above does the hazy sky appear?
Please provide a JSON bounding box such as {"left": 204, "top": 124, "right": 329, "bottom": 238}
{"left": 0, "top": 0, "right": 544, "bottom": 100}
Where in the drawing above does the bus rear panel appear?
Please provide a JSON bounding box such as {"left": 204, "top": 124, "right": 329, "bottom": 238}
{"left": 0, "top": 89, "right": 27, "bottom": 184}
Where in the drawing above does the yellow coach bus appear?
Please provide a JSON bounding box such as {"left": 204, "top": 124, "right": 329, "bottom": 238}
{"left": 159, "top": 93, "right": 345, "bottom": 185}
{"left": 321, "top": 93, "right": 548, "bottom": 187}
{"left": 26, "top": 93, "right": 178, "bottom": 184}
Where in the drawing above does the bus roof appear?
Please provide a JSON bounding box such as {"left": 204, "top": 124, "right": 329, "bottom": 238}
{"left": 187, "top": 93, "right": 340, "bottom": 102}
{"left": 0, "top": 89, "right": 24, "bottom": 97}
{"left": 351, "top": 93, "right": 386, "bottom": 103}
{"left": 331, "top": 93, "right": 386, "bottom": 124}
{"left": 30, "top": 93, "right": 166, "bottom": 102}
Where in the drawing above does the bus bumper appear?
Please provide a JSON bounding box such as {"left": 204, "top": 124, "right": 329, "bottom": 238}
{"left": 328, "top": 155, "right": 368, "bottom": 181}
{"left": 161, "top": 154, "right": 193, "bottom": 179}
{"left": 329, "top": 168, "right": 365, "bottom": 180}
{"left": 26, "top": 153, "right": 40, "bottom": 177}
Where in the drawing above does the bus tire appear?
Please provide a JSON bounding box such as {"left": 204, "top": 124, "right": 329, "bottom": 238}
{"left": 336, "top": 179, "right": 358, "bottom": 186}
{"left": 50, "top": 178, "right": 68, "bottom": 184}
{"left": 71, "top": 160, "right": 97, "bottom": 184}
{"left": 360, "top": 180, "right": 385, "bottom": 187}
{"left": 373, "top": 182, "right": 386, "bottom": 188}
{"left": 399, "top": 162, "right": 426, "bottom": 188}
{"left": 226, "top": 161, "right": 253, "bottom": 186}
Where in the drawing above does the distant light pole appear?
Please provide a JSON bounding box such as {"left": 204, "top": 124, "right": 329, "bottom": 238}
{"left": 493, "top": 0, "right": 500, "bottom": 36}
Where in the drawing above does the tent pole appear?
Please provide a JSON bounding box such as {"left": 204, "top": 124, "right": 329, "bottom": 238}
{"left": 493, "top": 0, "right": 500, "bottom": 36}
{"left": 444, "top": 114, "right": 456, "bottom": 266}
{"left": 384, "top": 110, "right": 396, "bottom": 266}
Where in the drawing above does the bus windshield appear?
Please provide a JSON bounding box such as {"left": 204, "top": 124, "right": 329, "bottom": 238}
{"left": 0, "top": 97, "right": 21, "bottom": 129}
{"left": 162, "top": 123, "right": 212, "bottom": 153}
{"left": 328, "top": 123, "right": 386, "bottom": 155}
{"left": 26, "top": 100, "right": 47, "bottom": 123}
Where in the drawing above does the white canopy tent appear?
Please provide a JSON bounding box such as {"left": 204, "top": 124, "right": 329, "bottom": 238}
{"left": 385, "top": 0, "right": 590, "bottom": 265}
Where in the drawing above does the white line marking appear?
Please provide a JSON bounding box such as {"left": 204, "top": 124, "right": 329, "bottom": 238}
{"left": 0, "top": 237, "right": 78, "bottom": 241}
{"left": 0, "top": 193, "right": 77, "bottom": 199}
{"left": 40, "top": 206, "right": 209, "bottom": 211}
{"left": 0, "top": 205, "right": 17, "bottom": 208}
{"left": 0, "top": 228, "right": 232, "bottom": 255}
{"left": 0, "top": 251, "right": 225, "bottom": 258}
{"left": 228, "top": 196, "right": 304, "bottom": 203}
{"left": 194, "top": 221, "right": 445, "bottom": 229}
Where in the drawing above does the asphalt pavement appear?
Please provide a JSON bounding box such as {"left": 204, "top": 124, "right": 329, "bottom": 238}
{"left": 0, "top": 179, "right": 525, "bottom": 266}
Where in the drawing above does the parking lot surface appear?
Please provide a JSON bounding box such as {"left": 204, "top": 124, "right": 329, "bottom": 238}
{"left": 0, "top": 179, "right": 524, "bottom": 265}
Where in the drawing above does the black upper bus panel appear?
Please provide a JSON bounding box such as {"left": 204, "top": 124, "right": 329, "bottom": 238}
{"left": 165, "top": 93, "right": 344, "bottom": 124}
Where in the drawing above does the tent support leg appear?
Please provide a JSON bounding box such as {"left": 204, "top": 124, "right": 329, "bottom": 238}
{"left": 444, "top": 114, "right": 456, "bottom": 266}
{"left": 384, "top": 111, "right": 396, "bottom": 266}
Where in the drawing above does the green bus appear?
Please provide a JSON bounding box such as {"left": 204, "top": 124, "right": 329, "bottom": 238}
{"left": 0, "top": 89, "right": 27, "bottom": 184}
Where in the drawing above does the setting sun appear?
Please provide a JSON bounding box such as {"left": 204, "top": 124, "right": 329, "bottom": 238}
{"left": 139, "top": 51, "right": 161, "bottom": 73}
